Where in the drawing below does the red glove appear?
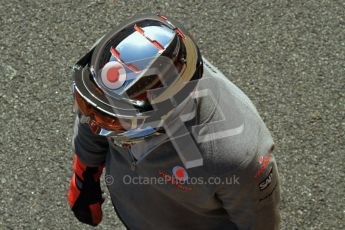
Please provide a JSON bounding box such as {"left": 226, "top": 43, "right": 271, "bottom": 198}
{"left": 68, "top": 154, "right": 104, "bottom": 226}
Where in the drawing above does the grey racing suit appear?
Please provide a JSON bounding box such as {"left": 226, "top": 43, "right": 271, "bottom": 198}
{"left": 72, "top": 58, "right": 281, "bottom": 229}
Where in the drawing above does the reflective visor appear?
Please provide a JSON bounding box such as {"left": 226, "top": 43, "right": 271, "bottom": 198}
{"left": 74, "top": 90, "right": 131, "bottom": 133}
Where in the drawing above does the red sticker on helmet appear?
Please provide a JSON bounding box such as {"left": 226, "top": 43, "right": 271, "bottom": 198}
{"left": 101, "top": 61, "right": 126, "bottom": 90}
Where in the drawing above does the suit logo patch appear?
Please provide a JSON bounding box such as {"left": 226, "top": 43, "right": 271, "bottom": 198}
{"left": 255, "top": 153, "right": 271, "bottom": 178}
{"left": 172, "top": 166, "right": 188, "bottom": 182}
{"left": 258, "top": 167, "right": 273, "bottom": 191}
{"left": 159, "top": 170, "right": 192, "bottom": 191}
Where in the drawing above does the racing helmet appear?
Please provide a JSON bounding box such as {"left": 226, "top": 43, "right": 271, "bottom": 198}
{"left": 72, "top": 14, "right": 203, "bottom": 142}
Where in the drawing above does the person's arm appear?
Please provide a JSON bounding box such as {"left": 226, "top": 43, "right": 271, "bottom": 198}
{"left": 216, "top": 149, "right": 281, "bottom": 229}
{"left": 72, "top": 115, "right": 109, "bottom": 167}
{"left": 68, "top": 116, "right": 109, "bottom": 226}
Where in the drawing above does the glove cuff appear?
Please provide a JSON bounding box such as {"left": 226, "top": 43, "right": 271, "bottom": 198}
{"left": 73, "top": 154, "right": 104, "bottom": 181}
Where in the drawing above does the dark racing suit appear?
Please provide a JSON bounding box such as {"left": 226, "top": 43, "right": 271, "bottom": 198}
{"left": 72, "top": 58, "right": 281, "bottom": 229}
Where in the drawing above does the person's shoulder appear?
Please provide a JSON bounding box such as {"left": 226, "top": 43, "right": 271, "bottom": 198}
{"left": 196, "top": 58, "right": 274, "bottom": 176}
{"left": 202, "top": 57, "right": 260, "bottom": 115}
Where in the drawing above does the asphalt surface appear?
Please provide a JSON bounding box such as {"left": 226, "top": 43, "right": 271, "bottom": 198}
{"left": 0, "top": 0, "right": 344, "bottom": 229}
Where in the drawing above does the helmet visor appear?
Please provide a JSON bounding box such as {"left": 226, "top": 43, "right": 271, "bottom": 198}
{"left": 74, "top": 90, "right": 131, "bottom": 133}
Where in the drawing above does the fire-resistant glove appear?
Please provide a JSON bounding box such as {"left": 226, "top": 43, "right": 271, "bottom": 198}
{"left": 68, "top": 154, "right": 104, "bottom": 226}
